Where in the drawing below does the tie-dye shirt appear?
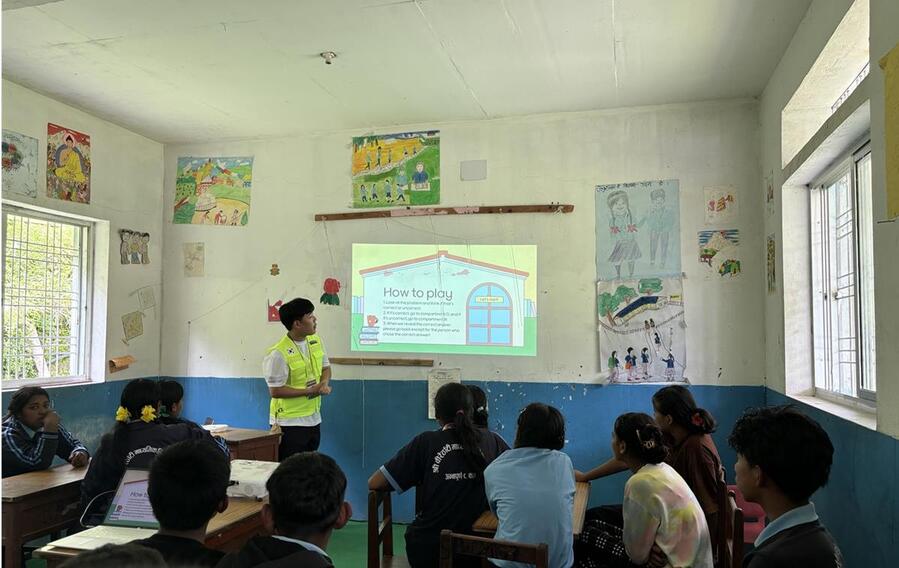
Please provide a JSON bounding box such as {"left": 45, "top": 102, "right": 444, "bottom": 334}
{"left": 623, "top": 462, "right": 714, "bottom": 568}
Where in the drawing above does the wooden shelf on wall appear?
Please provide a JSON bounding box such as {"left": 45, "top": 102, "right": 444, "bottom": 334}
{"left": 314, "top": 203, "right": 574, "bottom": 222}
{"left": 329, "top": 357, "right": 434, "bottom": 367}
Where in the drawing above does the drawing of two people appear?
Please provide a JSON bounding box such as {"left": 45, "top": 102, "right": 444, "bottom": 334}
{"left": 606, "top": 187, "right": 674, "bottom": 278}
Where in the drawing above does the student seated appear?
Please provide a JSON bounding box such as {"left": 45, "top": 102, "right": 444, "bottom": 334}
{"left": 368, "top": 382, "right": 506, "bottom": 568}
{"left": 485, "top": 403, "right": 575, "bottom": 568}
{"left": 576, "top": 386, "right": 724, "bottom": 536}
{"left": 80, "top": 379, "right": 229, "bottom": 522}
{"left": 157, "top": 379, "right": 186, "bottom": 425}
{"left": 59, "top": 543, "right": 165, "bottom": 568}
{"left": 728, "top": 405, "right": 842, "bottom": 568}
{"left": 467, "top": 384, "right": 510, "bottom": 458}
{"left": 575, "top": 413, "right": 713, "bottom": 568}
{"left": 2, "top": 386, "right": 89, "bottom": 478}
{"left": 132, "top": 439, "right": 230, "bottom": 566}
{"left": 217, "top": 452, "right": 350, "bottom": 567}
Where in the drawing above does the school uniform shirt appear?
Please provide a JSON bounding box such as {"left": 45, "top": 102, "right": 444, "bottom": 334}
{"left": 743, "top": 503, "right": 842, "bottom": 568}
{"left": 133, "top": 534, "right": 224, "bottom": 567}
{"left": 262, "top": 339, "right": 331, "bottom": 427}
{"left": 379, "top": 427, "right": 507, "bottom": 567}
{"left": 216, "top": 535, "right": 333, "bottom": 568}
{"left": 80, "top": 420, "right": 229, "bottom": 516}
{"left": 1, "top": 414, "right": 88, "bottom": 478}
{"left": 666, "top": 433, "right": 724, "bottom": 543}
{"left": 622, "top": 462, "right": 713, "bottom": 568}
{"left": 485, "top": 447, "right": 575, "bottom": 568}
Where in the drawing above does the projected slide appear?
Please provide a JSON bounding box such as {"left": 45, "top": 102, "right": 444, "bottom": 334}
{"left": 352, "top": 244, "right": 537, "bottom": 356}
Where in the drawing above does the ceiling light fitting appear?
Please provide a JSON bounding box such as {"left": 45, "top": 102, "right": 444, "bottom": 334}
{"left": 320, "top": 51, "right": 337, "bottom": 65}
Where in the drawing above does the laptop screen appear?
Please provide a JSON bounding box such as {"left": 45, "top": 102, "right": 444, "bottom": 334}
{"left": 103, "top": 468, "right": 159, "bottom": 529}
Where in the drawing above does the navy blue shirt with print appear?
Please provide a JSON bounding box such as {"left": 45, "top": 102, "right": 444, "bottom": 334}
{"left": 380, "top": 428, "right": 507, "bottom": 568}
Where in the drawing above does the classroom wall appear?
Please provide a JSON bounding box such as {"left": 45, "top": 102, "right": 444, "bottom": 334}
{"left": 1, "top": 80, "right": 165, "bottom": 386}
{"left": 766, "top": 389, "right": 898, "bottom": 568}
{"left": 160, "top": 99, "right": 764, "bottom": 385}
{"left": 759, "top": 0, "right": 899, "bottom": 438}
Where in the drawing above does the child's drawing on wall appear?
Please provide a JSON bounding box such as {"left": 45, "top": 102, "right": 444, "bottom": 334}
{"left": 646, "top": 187, "right": 674, "bottom": 268}
{"left": 606, "top": 190, "right": 642, "bottom": 279}
{"left": 352, "top": 130, "right": 439, "bottom": 208}
{"left": 608, "top": 350, "right": 620, "bottom": 382}
{"left": 595, "top": 179, "right": 681, "bottom": 281}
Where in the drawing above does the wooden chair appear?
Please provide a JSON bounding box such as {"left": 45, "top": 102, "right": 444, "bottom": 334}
{"left": 715, "top": 483, "right": 744, "bottom": 568}
{"left": 368, "top": 490, "right": 410, "bottom": 568}
{"left": 438, "top": 530, "right": 549, "bottom": 568}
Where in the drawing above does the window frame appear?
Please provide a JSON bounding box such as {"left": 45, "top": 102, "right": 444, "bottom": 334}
{"left": 1, "top": 204, "right": 95, "bottom": 389}
{"left": 808, "top": 138, "right": 875, "bottom": 406}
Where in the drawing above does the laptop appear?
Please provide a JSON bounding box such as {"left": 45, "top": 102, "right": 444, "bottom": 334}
{"left": 49, "top": 469, "right": 159, "bottom": 550}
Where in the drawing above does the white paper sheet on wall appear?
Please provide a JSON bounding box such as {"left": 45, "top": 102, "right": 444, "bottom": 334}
{"left": 427, "top": 368, "right": 462, "bottom": 419}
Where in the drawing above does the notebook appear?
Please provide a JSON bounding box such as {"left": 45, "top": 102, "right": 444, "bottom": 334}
{"left": 49, "top": 469, "right": 158, "bottom": 550}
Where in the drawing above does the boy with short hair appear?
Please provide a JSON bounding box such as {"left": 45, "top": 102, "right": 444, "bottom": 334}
{"left": 728, "top": 405, "right": 843, "bottom": 568}
{"left": 217, "top": 452, "right": 350, "bottom": 568}
{"left": 132, "top": 439, "right": 230, "bottom": 567}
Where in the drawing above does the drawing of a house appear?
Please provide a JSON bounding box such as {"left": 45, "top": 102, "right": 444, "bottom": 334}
{"left": 357, "top": 250, "right": 531, "bottom": 347}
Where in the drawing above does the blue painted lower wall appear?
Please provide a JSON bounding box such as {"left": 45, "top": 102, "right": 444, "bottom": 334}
{"left": 765, "top": 391, "right": 898, "bottom": 568}
{"left": 3, "top": 380, "right": 895, "bottom": 566}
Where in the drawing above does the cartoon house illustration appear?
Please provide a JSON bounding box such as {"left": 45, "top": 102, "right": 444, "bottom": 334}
{"left": 357, "top": 250, "right": 530, "bottom": 347}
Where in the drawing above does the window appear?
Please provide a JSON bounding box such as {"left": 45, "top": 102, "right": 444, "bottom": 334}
{"left": 2, "top": 207, "right": 93, "bottom": 387}
{"left": 810, "top": 141, "right": 875, "bottom": 403}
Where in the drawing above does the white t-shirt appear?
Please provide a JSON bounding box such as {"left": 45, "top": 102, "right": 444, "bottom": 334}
{"left": 262, "top": 339, "right": 330, "bottom": 427}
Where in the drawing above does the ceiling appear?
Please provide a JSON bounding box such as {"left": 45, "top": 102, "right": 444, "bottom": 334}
{"left": 2, "top": 0, "right": 812, "bottom": 144}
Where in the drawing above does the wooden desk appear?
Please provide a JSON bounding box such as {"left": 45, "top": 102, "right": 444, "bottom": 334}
{"left": 220, "top": 428, "right": 280, "bottom": 462}
{"left": 2, "top": 464, "right": 87, "bottom": 568}
{"left": 33, "top": 497, "right": 266, "bottom": 567}
{"left": 473, "top": 481, "right": 591, "bottom": 536}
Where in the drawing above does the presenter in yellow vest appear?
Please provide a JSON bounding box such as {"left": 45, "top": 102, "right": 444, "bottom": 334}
{"left": 263, "top": 297, "right": 332, "bottom": 461}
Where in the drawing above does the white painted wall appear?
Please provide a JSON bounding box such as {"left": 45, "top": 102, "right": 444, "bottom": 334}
{"left": 1, "top": 80, "right": 164, "bottom": 382}
{"left": 868, "top": 0, "right": 899, "bottom": 438}
{"left": 760, "top": 0, "right": 899, "bottom": 438}
{"left": 161, "top": 100, "right": 763, "bottom": 385}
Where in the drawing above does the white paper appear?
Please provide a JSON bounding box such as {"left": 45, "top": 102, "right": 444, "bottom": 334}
{"left": 427, "top": 368, "right": 462, "bottom": 419}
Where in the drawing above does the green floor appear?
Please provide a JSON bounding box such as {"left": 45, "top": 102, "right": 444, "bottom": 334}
{"left": 329, "top": 520, "right": 407, "bottom": 566}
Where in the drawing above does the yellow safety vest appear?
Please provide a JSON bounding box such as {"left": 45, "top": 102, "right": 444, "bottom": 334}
{"left": 267, "top": 334, "right": 325, "bottom": 421}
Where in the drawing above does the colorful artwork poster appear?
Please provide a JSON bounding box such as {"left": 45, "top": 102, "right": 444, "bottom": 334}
{"left": 183, "top": 242, "right": 205, "bottom": 277}
{"left": 704, "top": 186, "right": 738, "bottom": 225}
{"left": 766, "top": 234, "right": 776, "bottom": 294}
{"left": 351, "top": 130, "right": 439, "bottom": 208}
{"left": 351, "top": 244, "right": 537, "bottom": 356}
{"left": 597, "top": 277, "right": 687, "bottom": 383}
{"left": 595, "top": 179, "right": 681, "bottom": 281}
{"left": 2, "top": 130, "right": 39, "bottom": 198}
{"left": 698, "top": 229, "right": 741, "bottom": 279}
{"left": 173, "top": 157, "right": 253, "bottom": 226}
{"left": 47, "top": 123, "right": 91, "bottom": 204}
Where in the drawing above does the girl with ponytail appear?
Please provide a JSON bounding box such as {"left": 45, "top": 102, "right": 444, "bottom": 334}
{"left": 466, "top": 384, "right": 510, "bottom": 459}
{"left": 80, "top": 379, "right": 229, "bottom": 525}
{"left": 575, "top": 413, "right": 713, "bottom": 568}
{"left": 576, "top": 385, "right": 725, "bottom": 550}
{"left": 652, "top": 385, "right": 725, "bottom": 546}
{"left": 369, "top": 382, "right": 506, "bottom": 568}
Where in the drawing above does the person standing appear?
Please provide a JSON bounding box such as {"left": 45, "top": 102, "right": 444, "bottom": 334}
{"left": 263, "top": 298, "right": 332, "bottom": 461}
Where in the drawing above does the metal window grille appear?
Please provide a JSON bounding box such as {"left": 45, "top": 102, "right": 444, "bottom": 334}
{"left": 810, "top": 143, "right": 875, "bottom": 402}
{"left": 2, "top": 208, "right": 90, "bottom": 384}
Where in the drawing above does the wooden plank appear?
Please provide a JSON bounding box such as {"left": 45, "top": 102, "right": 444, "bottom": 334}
{"left": 315, "top": 204, "right": 574, "bottom": 222}
{"left": 2, "top": 464, "right": 87, "bottom": 502}
{"left": 329, "top": 357, "right": 434, "bottom": 367}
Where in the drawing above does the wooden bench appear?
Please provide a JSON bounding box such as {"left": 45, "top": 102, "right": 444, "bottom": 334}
{"left": 439, "top": 530, "right": 548, "bottom": 568}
